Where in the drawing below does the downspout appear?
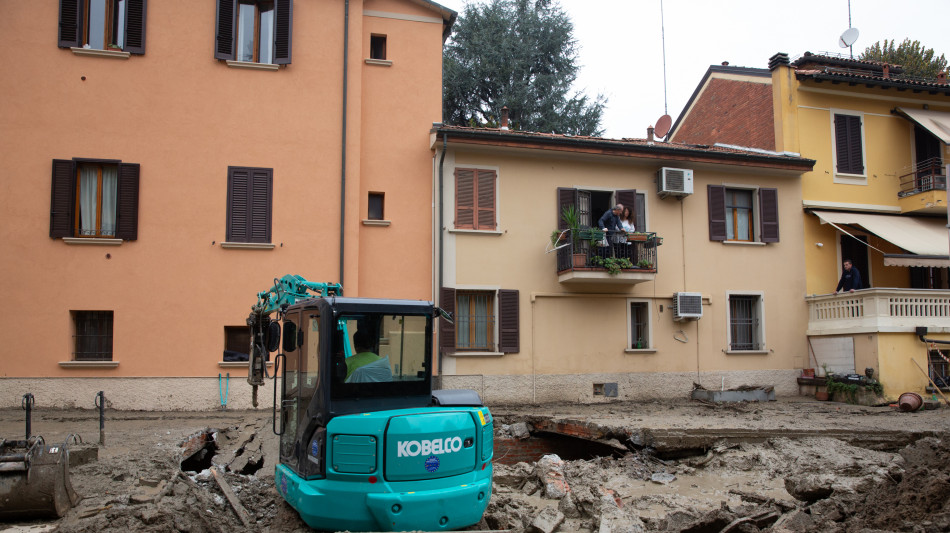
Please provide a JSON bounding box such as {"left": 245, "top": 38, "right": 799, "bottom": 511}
{"left": 437, "top": 133, "right": 447, "bottom": 378}
{"left": 338, "top": 0, "right": 350, "bottom": 287}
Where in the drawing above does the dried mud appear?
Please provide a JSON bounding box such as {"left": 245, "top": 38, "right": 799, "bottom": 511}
{"left": 0, "top": 398, "right": 948, "bottom": 533}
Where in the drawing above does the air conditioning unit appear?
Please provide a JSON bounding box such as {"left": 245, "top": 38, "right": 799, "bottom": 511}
{"left": 657, "top": 167, "right": 694, "bottom": 198}
{"left": 672, "top": 292, "right": 703, "bottom": 321}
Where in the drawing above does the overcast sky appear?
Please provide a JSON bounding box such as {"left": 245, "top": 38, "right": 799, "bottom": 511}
{"left": 437, "top": 0, "right": 950, "bottom": 140}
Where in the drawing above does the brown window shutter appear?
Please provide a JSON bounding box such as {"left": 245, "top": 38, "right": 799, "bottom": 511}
{"left": 250, "top": 169, "right": 273, "bottom": 243}
{"left": 616, "top": 189, "right": 636, "bottom": 228}
{"left": 124, "top": 0, "right": 147, "bottom": 55}
{"left": 557, "top": 187, "right": 577, "bottom": 230}
{"left": 214, "top": 0, "right": 236, "bottom": 60}
{"left": 455, "top": 168, "right": 475, "bottom": 229}
{"left": 476, "top": 169, "right": 496, "bottom": 230}
{"left": 58, "top": 0, "right": 81, "bottom": 48}
{"left": 273, "top": 0, "right": 293, "bottom": 65}
{"left": 634, "top": 192, "right": 646, "bottom": 231}
{"left": 758, "top": 188, "right": 779, "bottom": 243}
{"left": 707, "top": 185, "right": 726, "bottom": 241}
{"left": 226, "top": 167, "right": 249, "bottom": 241}
{"left": 439, "top": 287, "right": 456, "bottom": 352}
{"left": 498, "top": 289, "right": 519, "bottom": 353}
{"left": 115, "top": 163, "right": 140, "bottom": 240}
{"left": 834, "top": 114, "right": 863, "bottom": 174}
{"left": 50, "top": 159, "right": 76, "bottom": 238}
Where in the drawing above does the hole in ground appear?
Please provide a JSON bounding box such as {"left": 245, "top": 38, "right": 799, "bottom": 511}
{"left": 240, "top": 456, "right": 265, "bottom": 475}
{"left": 495, "top": 432, "right": 626, "bottom": 465}
{"left": 180, "top": 430, "right": 218, "bottom": 472}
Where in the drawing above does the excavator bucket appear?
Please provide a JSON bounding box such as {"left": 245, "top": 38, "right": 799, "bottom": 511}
{"left": 0, "top": 437, "right": 81, "bottom": 520}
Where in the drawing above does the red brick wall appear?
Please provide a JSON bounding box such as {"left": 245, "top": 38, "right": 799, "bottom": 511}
{"left": 673, "top": 78, "right": 775, "bottom": 150}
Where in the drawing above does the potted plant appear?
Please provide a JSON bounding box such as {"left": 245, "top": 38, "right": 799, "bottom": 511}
{"left": 589, "top": 256, "right": 633, "bottom": 275}
{"left": 636, "top": 259, "right": 654, "bottom": 270}
{"left": 558, "top": 205, "right": 587, "bottom": 268}
{"left": 107, "top": 43, "right": 123, "bottom": 52}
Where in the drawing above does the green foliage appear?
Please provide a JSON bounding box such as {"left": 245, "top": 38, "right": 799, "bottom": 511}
{"left": 443, "top": 0, "right": 606, "bottom": 136}
{"left": 825, "top": 375, "right": 884, "bottom": 404}
{"left": 860, "top": 39, "right": 948, "bottom": 79}
{"left": 636, "top": 259, "right": 653, "bottom": 269}
{"left": 589, "top": 256, "right": 633, "bottom": 275}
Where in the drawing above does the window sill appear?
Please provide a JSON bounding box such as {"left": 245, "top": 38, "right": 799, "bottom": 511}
{"left": 63, "top": 237, "right": 123, "bottom": 246}
{"left": 59, "top": 361, "right": 119, "bottom": 368}
{"left": 364, "top": 58, "right": 393, "bottom": 67}
{"left": 449, "top": 229, "right": 504, "bottom": 236}
{"left": 225, "top": 60, "right": 279, "bottom": 71}
{"left": 447, "top": 351, "right": 505, "bottom": 358}
{"left": 362, "top": 219, "right": 391, "bottom": 226}
{"left": 219, "top": 361, "right": 275, "bottom": 368}
{"left": 725, "top": 350, "right": 769, "bottom": 355}
{"left": 624, "top": 348, "right": 657, "bottom": 354}
{"left": 833, "top": 174, "right": 868, "bottom": 185}
{"left": 220, "top": 242, "right": 276, "bottom": 249}
{"left": 70, "top": 47, "right": 130, "bottom": 59}
{"left": 722, "top": 241, "right": 767, "bottom": 247}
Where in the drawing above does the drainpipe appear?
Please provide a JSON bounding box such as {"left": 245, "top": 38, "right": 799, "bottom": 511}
{"left": 437, "top": 133, "right": 447, "bottom": 378}
{"left": 338, "top": 0, "right": 350, "bottom": 287}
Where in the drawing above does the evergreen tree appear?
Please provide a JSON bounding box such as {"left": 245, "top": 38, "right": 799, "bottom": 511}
{"left": 860, "top": 39, "right": 947, "bottom": 79}
{"left": 443, "top": 0, "right": 606, "bottom": 136}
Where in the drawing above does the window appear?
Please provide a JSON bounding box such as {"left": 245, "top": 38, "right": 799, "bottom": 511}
{"left": 628, "top": 300, "right": 651, "bottom": 349}
{"left": 833, "top": 112, "right": 865, "bottom": 176}
{"left": 439, "top": 288, "right": 519, "bottom": 353}
{"left": 215, "top": 0, "right": 293, "bottom": 65}
{"left": 58, "top": 0, "right": 147, "bottom": 54}
{"left": 707, "top": 185, "right": 778, "bottom": 243}
{"left": 223, "top": 326, "right": 250, "bottom": 361}
{"left": 368, "top": 192, "right": 384, "bottom": 220}
{"left": 558, "top": 188, "right": 646, "bottom": 231}
{"left": 226, "top": 166, "right": 273, "bottom": 243}
{"left": 73, "top": 311, "right": 113, "bottom": 361}
{"left": 50, "top": 159, "right": 140, "bottom": 240}
{"left": 455, "top": 168, "right": 497, "bottom": 230}
{"left": 727, "top": 293, "right": 764, "bottom": 351}
{"left": 370, "top": 34, "right": 387, "bottom": 60}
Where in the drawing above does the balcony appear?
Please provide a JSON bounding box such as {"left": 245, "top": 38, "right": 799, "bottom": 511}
{"left": 806, "top": 288, "right": 950, "bottom": 335}
{"left": 555, "top": 229, "right": 659, "bottom": 285}
{"left": 898, "top": 157, "right": 947, "bottom": 214}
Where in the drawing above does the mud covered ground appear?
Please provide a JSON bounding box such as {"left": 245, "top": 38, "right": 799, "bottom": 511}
{"left": 1, "top": 397, "right": 949, "bottom": 532}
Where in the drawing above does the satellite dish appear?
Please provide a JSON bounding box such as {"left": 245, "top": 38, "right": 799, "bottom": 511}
{"left": 839, "top": 27, "right": 859, "bottom": 48}
{"left": 654, "top": 114, "right": 672, "bottom": 138}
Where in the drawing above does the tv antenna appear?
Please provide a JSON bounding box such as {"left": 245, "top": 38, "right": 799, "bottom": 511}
{"left": 660, "top": 0, "right": 668, "bottom": 115}
{"left": 838, "top": 0, "right": 858, "bottom": 58}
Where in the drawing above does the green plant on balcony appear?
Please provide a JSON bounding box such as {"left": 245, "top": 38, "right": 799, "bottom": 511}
{"left": 636, "top": 259, "right": 653, "bottom": 269}
{"left": 589, "top": 255, "right": 633, "bottom": 275}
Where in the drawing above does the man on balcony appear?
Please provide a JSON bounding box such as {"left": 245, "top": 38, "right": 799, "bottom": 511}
{"left": 598, "top": 204, "right": 626, "bottom": 258}
{"left": 834, "top": 259, "right": 864, "bottom": 294}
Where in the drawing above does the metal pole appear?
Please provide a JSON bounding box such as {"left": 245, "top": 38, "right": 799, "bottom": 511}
{"left": 95, "top": 391, "right": 106, "bottom": 445}
{"left": 21, "top": 393, "right": 34, "bottom": 440}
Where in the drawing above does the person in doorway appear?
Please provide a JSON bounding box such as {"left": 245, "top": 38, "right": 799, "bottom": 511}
{"left": 834, "top": 259, "right": 864, "bottom": 294}
{"left": 597, "top": 204, "right": 625, "bottom": 257}
{"left": 345, "top": 329, "right": 392, "bottom": 382}
{"left": 619, "top": 206, "right": 636, "bottom": 233}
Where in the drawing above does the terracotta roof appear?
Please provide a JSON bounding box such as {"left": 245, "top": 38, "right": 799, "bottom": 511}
{"left": 790, "top": 52, "right": 950, "bottom": 94}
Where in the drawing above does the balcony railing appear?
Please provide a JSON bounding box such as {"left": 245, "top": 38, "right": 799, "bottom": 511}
{"left": 555, "top": 229, "right": 660, "bottom": 280}
{"left": 806, "top": 288, "right": 950, "bottom": 335}
{"left": 898, "top": 157, "right": 946, "bottom": 198}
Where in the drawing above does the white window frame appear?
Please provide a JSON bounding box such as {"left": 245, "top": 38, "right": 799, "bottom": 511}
{"left": 830, "top": 109, "right": 868, "bottom": 184}
{"left": 721, "top": 184, "right": 761, "bottom": 243}
{"left": 725, "top": 291, "right": 767, "bottom": 354}
{"left": 625, "top": 298, "right": 655, "bottom": 353}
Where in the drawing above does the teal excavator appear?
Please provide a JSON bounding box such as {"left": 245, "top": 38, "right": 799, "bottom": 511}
{"left": 246, "top": 275, "right": 493, "bottom": 532}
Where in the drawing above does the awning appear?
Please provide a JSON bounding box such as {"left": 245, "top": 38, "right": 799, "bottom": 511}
{"left": 895, "top": 107, "right": 950, "bottom": 145}
{"left": 812, "top": 210, "right": 950, "bottom": 266}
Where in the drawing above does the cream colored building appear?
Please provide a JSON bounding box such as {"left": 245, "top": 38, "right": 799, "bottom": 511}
{"left": 431, "top": 125, "right": 815, "bottom": 403}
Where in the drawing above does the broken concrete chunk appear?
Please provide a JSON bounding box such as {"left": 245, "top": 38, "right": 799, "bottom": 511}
{"left": 598, "top": 507, "right": 645, "bottom": 533}
{"left": 784, "top": 474, "right": 835, "bottom": 502}
{"left": 650, "top": 472, "right": 675, "bottom": 484}
{"left": 510, "top": 422, "right": 532, "bottom": 440}
{"left": 558, "top": 493, "right": 580, "bottom": 518}
{"left": 529, "top": 507, "right": 565, "bottom": 533}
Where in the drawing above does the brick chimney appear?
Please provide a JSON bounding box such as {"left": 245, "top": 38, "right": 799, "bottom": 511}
{"left": 882, "top": 64, "right": 890, "bottom": 79}
{"left": 500, "top": 106, "right": 509, "bottom": 130}
{"left": 939, "top": 71, "right": 948, "bottom": 85}
{"left": 647, "top": 126, "right": 655, "bottom": 144}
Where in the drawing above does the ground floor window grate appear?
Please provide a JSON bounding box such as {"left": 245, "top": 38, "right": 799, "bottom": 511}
{"left": 73, "top": 310, "right": 114, "bottom": 361}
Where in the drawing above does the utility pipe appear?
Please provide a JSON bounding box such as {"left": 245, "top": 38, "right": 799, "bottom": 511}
{"left": 338, "top": 0, "right": 350, "bottom": 287}
{"left": 437, "top": 133, "right": 447, "bottom": 378}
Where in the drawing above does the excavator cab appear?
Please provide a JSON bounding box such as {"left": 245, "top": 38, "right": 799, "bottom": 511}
{"left": 264, "top": 296, "right": 493, "bottom": 531}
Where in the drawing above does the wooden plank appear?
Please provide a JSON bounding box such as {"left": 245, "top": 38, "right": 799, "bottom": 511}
{"left": 210, "top": 466, "right": 251, "bottom": 527}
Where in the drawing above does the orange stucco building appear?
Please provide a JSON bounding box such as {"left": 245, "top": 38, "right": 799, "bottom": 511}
{"left": 0, "top": 0, "right": 454, "bottom": 409}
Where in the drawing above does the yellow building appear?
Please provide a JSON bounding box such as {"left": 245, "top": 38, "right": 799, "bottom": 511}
{"left": 431, "top": 123, "right": 814, "bottom": 402}
{"left": 670, "top": 52, "right": 950, "bottom": 398}
{"left": 0, "top": 0, "right": 454, "bottom": 409}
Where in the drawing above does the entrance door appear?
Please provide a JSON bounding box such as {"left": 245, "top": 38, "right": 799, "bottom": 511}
{"left": 840, "top": 234, "right": 870, "bottom": 288}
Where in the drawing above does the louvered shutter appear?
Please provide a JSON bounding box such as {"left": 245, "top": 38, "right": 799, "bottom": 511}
{"left": 58, "top": 0, "right": 82, "bottom": 48}
{"left": 758, "top": 188, "right": 779, "bottom": 243}
{"left": 214, "top": 0, "right": 236, "bottom": 60}
{"left": 634, "top": 192, "right": 646, "bottom": 232}
{"left": 455, "top": 169, "right": 475, "bottom": 229}
{"left": 498, "top": 289, "right": 519, "bottom": 353}
{"left": 557, "top": 187, "right": 577, "bottom": 230}
{"left": 249, "top": 169, "right": 273, "bottom": 243}
{"left": 124, "top": 0, "right": 147, "bottom": 54}
{"left": 476, "top": 169, "right": 496, "bottom": 230}
{"left": 439, "top": 287, "right": 456, "bottom": 352}
{"left": 227, "top": 167, "right": 250, "bottom": 241}
{"left": 50, "top": 159, "right": 76, "bottom": 238}
{"left": 834, "top": 114, "right": 864, "bottom": 174}
{"left": 115, "top": 163, "right": 140, "bottom": 240}
{"left": 273, "top": 0, "right": 293, "bottom": 65}
{"left": 616, "top": 189, "right": 636, "bottom": 230}
{"left": 707, "top": 185, "right": 726, "bottom": 241}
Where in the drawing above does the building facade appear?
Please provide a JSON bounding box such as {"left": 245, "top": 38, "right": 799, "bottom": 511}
{"left": 670, "top": 52, "right": 950, "bottom": 397}
{"left": 0, "top": 0, "right": 453, "bottom": 409}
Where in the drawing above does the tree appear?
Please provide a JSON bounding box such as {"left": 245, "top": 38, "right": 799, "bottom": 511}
{"left": 860, "top": 39, "right": 947, "bottom": 79}
{"left": 443, "top": 0, "right": 606, "bottom": 136}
